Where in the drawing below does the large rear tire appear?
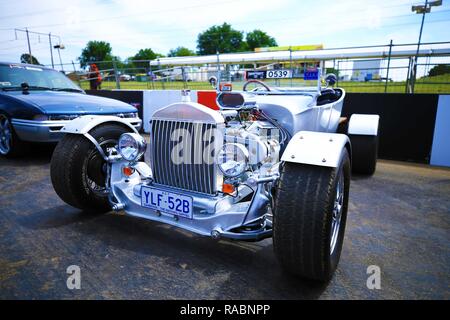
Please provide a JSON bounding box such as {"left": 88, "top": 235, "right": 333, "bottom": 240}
{"left": 349, "top": 134, "right": 378, "bottom": 175}
{"left": 273, "top": 149, "right": 351, "bottom": 282}
{"left": 50, "top": 124, "right": 130, "bottom": 212}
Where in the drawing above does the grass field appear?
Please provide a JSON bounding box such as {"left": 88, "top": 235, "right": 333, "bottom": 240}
{"left": 78, "top": 74, "right": 450, "bottom": 94}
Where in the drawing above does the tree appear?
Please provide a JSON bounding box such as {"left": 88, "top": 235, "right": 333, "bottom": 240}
{"left": 20, "top": 53, "right": 41, "bottom": 65}
{"left": 78, "top": 41, "right": 113, "bottom": 68}
{"left": 168, "top": 47, "right": 196, "bottom": 57}
{"left": 130, "top": 48, "right": 164, "bottom": 69}
{"left": 197, "top": 23, "right": 246, "bottom": 55}
{"left": 428, "top": 64, "right": 450, "bottom": 77}
{"left": 131, "top": 48, "right": 159, "bottom": 61}
{"left": 246, "top": 30, "right": 277, "bottom": 51}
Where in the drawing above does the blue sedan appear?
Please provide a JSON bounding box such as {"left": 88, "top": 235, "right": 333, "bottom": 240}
{"left": 0, "top": 62, "right": 142, "bottom": 157}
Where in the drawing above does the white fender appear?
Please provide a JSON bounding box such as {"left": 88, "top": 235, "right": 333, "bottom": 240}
{"left": 281, "top": 131, "right": 351, "bottom": 168}
{"left": 348, "top": 114, "right": 379, "bottom": 136}
{"left": 61, "top": 115, "right": 139, "bottom": 134}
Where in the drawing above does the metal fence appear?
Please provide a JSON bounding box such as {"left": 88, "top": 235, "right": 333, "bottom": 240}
{"left": 54, "top": 41, "right": 450, "bottom": 94}
{"left": 334, "top": 53, "right": 450, "bottom": 94}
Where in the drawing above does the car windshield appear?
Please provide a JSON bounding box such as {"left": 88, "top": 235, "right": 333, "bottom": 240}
{"left": 0, "top": 64, "right": 81, "bottom": 91}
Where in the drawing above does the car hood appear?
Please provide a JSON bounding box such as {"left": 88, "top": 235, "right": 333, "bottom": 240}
{"left": 4, "top": 90, "right": 137, "bottom": 114}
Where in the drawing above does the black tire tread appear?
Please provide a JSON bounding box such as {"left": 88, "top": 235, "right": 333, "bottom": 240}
{"left": 349, "top": 134, "right": 378, "bottom": 175}
{"left": 273, "top": 149, "right": 350, "bottom": 281}
{"left": 51, "top": 134, "right": 92, "bottom": 210}
{"left": 50, "top": 124, "right": 130, "bottom": 212}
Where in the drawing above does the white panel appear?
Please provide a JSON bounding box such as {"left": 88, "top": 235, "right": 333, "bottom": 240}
{"left": 430, "top": 95, "right": 450, "bottom": 167}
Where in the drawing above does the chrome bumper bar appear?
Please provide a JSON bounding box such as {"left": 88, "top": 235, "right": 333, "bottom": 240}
{"left": 108, "top": 160, "right": 274, "bottom": 241}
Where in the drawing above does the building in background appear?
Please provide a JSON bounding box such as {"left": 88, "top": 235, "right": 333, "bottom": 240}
{"left": 351, "top": 59, "right": 382, "bottom": 82}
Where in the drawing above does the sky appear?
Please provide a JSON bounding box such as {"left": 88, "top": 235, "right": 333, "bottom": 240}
{"left": 0, "top": 0, "right": 449, "bottom": 68}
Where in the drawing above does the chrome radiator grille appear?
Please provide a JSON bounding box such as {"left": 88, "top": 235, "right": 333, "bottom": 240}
{"left": 151, "top": 119, "right": 219, "bottom": 195}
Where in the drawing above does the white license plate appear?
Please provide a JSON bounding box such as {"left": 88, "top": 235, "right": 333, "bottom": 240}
{"left": 141, "top": 186, "right": 193, "bottom": 219}
{"left": 266, "top": 70, "right": 291, "bottom": 79}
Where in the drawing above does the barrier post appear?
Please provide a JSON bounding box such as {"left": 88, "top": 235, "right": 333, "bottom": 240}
{"left": 181, "top": 67, "right": 187, "bottom": 89}
{"left": 385, "top": 40, "right": 393, "bottom": 93}
{"left": 113, "top": 59, "right": 120, "bottom": 89}
{"left": 289, "top": 47, "right": 293, "bottom": 87}
{"left": 72, "top": 60, "right": 81, "bottom": 87}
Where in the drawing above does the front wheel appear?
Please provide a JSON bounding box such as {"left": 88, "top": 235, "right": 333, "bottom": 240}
{"left": 50, "top": 124, "right": 130, "bottom": 212}
{"left": 273, "top": 149, "right": 351, "bottom": 282}
{"left": 0, "top": 113, "right": 28, "bottom": 157}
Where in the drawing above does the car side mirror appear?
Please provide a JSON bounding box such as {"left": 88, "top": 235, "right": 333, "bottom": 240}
{"left": 325, "top": 74, "right": 337, "bottom": 87}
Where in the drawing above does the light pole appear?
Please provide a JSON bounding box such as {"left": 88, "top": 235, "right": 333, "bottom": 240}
{"left": 53, "top": 44, "right": 65, "bottom": 72}
{"left": 49, "top": 33, "right": 54, "bottom": 69}
{"left": 410, "top": 0, "right": 442, "bottom": 93}
{"left": 25, "top": 28, "right": 32, "bottom": 64}
{"left": 14, "top": 29, "right": 61, "bottom": 67}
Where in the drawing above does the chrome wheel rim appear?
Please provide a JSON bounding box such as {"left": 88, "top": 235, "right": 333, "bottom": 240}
{"left": 330, "top": 170, "right": 344, "bottom": 255}
{"left": 84, "top": 139, "right": 115, "bottom": 195}
{"left": 0, "top": 115, "right": 12, "bottom": 155}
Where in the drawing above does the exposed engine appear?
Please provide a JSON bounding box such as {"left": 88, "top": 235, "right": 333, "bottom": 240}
{"left": 218, "top": 106, "right": 282, "bottom": 186}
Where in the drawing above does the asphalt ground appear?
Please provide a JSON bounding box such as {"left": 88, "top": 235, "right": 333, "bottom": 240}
{"left": 0, "top": 145, "right": 449, "bottom": 299}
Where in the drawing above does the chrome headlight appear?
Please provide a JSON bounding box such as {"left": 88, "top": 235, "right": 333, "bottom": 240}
{"left": 216, "top": 143, "right": 249, "bottom": 177}
{"left": 118, "top": 133, "right": 146, "bottom": 161}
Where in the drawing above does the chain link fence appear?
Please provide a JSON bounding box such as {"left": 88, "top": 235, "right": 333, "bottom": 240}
{"left": 57, "top": 42, "right": 450, "bottom": 94}
{"left": 334, "top": 55, "right": 450, "bottom": 94}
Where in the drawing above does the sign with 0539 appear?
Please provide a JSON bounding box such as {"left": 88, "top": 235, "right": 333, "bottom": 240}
{"left": 266, "top": 70, "right": 291, "bottom": 79}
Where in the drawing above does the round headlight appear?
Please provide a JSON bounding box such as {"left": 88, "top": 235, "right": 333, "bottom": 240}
{"left": 216, "top": 143, "right": 249, "bottom": 177}
{"left": 118, "top": 133, "right": 146, "bottom": 161}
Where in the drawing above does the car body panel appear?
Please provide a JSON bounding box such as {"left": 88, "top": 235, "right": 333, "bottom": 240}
{"left": 348, "top": 114, "right": 380, "bottom": 136}
{"left": 1, "top": 90, "right": 137, "bottom": 116}
{"left": 254, "top": 89, "right": 345, "bottom": 135}
{"left": 61, "top": 115, "right": 139, "bottom": 135}
{"left": 281, "top": 131, "right": 351, "bottom": 167}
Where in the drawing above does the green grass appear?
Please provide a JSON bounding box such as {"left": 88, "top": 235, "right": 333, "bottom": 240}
{"left": 78, "top": 73, "right": 450, "bottom": 94}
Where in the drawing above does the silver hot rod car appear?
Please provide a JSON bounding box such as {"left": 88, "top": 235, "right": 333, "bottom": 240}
{"left": 50, "top": 73, "right": 379, "bottom": 281}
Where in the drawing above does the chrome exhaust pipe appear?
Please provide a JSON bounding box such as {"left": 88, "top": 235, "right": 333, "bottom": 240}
{"left": 112, "top": 203, "right": 125, "bottom": 211}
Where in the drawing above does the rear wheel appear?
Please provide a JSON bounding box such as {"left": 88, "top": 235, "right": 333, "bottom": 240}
{"left": 0, "top": 113, "right": 28, "bottom": 157}
{"left": 273, "top": 149, "right": 351, "bottom": 282}
{"left": 349, "top": 134, "right": 378, "bottom": 175}
{"left": 50, "top": 124, "right": 130, "bottom": 212}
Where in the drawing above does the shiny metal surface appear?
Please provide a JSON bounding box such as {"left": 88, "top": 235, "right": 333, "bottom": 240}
{"left": 330, "top": 169, "right": 344, "bottom": 255}
{"left": 0, "top": 115, "right": 12, "bottom": 154}
{"left": 150, "top": 102, "right": 225, "bottom": 195}
{"left": 151, "top": 119, "right": 218, "bottom": 195}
